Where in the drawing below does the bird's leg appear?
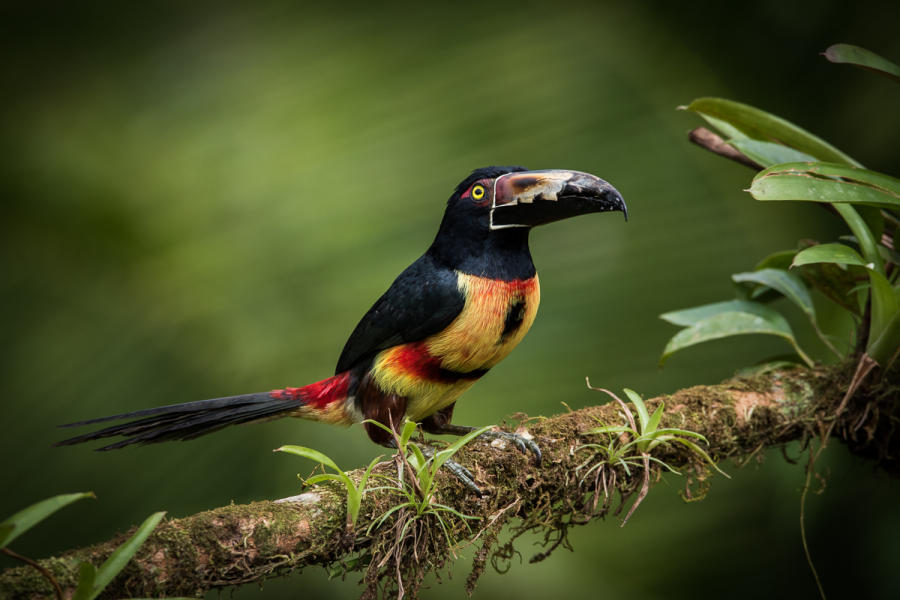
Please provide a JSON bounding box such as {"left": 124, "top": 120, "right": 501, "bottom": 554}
{"left": 357, "top": 387, "right": 483, "bottom": 495}
{"left": 421, "top": 405, "right": 542, "bottom": 465}
{"left": 415, "top": 443, "right": 483, "bottom": 496}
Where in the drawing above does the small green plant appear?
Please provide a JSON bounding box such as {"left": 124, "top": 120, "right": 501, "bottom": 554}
{"left": 364, "top": 419, "right": 487, "bottom": 542}
{"left": 577, "top": 384, "right": 727, "bottom": 525}
{"left": 1, "top": 493, "right": 166, "bottom": 600}
{"left": 662, "top": 44, "right": 900, "bottom": 394}
{"left": 275, "top": 445, "right": 382, "bottom": 530}
{"left": 352, "top": 419, "right": 490, "bottom": 598}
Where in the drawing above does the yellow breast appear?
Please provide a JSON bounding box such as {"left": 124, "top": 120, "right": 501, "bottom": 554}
{"left": 426, "top": 273, "right": 540, "bottom": 371}
{"left": 372, "top": 272, "right": 540, "bottom": 421}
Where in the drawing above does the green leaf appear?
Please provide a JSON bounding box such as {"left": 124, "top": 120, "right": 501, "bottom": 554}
{"left": 304, "top": 473, "right": 345, "bottom": 486}
{"left": 0, "top": 492, "right": 95, "bottom": 549}
{"left": 409, "top": 444, "right": 427, "bottom": 474}
{"left": 729, "top": 139, "right": 816, "bottom": 167}
{"left": 72, "top": 562, "right": 97, "bottom": 600}
{"left": 436, "top": 425, "right": 493, "bottom": 466}
{"left": 651, "top": 428, "right": 710, "bottom": 443}
{"left": 660, "top": 299, "right": 784, "bottom": 327}
{"left": 696, "top": 114, "right": 748, "bottom": 141}
{"left": 791, "top": 243, "right": 869, "bottom": 268}
{"left": 89, "top": 512, "right": 165, "bottom": 600}
{"left": 750, "top": 162, "right": 900, "bottom": 211}
{"left": 823, "top": 43, "right": 900, "bottom": 83}
{"left": 755, "top": 249, "right": 799, "bottom": 271}
{"left": 623, "top": 389, "right": 649, "bottom": 433}
{"left": 867, "top": 310, "right": 900, "bottom": 367}
{"left": 732, "top": 269, "right": 816, "bottom": 321}
{"left": 867, "top": 269, "right": 900, "bottom": 346}
{"left": 399, "top": 420, "right": 419, "bottom": 450}
{"left": 833, "top": 204, "right": 885, "bottom": 278}
{"left": 585, "top": 425, "right": 635, "bottom": 436}
{"left": 660, "top": 311, "right": 813, "bottom": 367}
{"left": 275, "top": 445, "right": 342, "bottom": 473}
{"left": 789, "top": 245, "right": 869, "bottom": 317}
{"left": 646, "top": 402, "right": 665, "bottom": 434}
{"left": 795, "top": 261, "right": 865, "bottom": 315}
{"left": 684, "top": 98, "right": 861, "bottom": 166}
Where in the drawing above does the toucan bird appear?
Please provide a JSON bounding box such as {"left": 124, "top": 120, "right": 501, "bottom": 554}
{"left": 57, "top": 166, "right": 626, "bottom": 490}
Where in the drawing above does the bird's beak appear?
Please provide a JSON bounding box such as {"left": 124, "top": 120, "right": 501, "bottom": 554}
{"left": 489, "top": 169, "right": 627, "bottom": 230}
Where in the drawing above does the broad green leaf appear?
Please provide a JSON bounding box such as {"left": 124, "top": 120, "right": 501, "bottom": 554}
{"left": 793, "top": 257, "right": 866, "bottom": 315}
{"left": 90, "top": 511, "right": 165, "bottom": 600}
{"left": 695, "top": 113, "right": 748, "bottom": 141}
{"left": 732, "top": 269, "right": 816, "bottom": 321}
{"left": 791, "top": 243, "right": 868, "bottom": 268}
{"left": 0, "top": 492, "right": 95, "bottom": 549}
{"left": 729, "top": 139, "right": 816, "bottom": 167}
{"left": 755, "top": 249, "right": 798, "bottom": 271}
{"left": 660, "top": 299, "right": 784, "bottom": 327}
{"left": 823, "top": 44, "right": 900, "bottom": 83}
{"left": 660, "top": 311, "right": 813, "bottom": 367}
{"left": 750, "top": 162, "right": 900, "bottom": 211}
{"left": 684, "top": 98, "right": 861, "bottom": 166}
{"left": 275, "top": 445, "right": 341, "bottom": 473}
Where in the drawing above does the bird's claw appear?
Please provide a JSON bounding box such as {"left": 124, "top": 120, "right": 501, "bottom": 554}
{"left": 478, "top": 429, "right": 542, "bottom": 465}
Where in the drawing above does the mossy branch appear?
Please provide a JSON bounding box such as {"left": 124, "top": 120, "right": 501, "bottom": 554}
{"left": 2, "top": 363, "right": 897, "bottom": 599}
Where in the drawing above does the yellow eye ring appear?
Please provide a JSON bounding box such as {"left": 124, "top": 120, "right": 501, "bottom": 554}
{"left": 471, "top": 185, "right": 485, "bottom": 200}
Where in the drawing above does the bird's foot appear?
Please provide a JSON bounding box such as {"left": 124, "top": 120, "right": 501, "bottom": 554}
{"left": 475, "top": 428, "right": 542, "bottom": 465}
{"left": 427, "top": 423, "right": 541, "bottom": 465}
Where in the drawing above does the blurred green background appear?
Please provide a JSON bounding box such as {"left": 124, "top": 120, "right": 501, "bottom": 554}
{"left": 2, "top": 1, "right": 899, "bottom": 598}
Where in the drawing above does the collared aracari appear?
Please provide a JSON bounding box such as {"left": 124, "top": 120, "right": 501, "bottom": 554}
{"left": 57, "top": 166, "right": 626, "bottom": 490}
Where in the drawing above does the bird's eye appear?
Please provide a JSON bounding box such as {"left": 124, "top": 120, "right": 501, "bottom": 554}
{"left": 471, "top": 185, "right": 485, "bottom": 200}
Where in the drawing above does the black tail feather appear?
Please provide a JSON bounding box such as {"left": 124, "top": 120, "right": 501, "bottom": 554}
{"left": 55, "top": 393, "right": 301, "bottom": 450}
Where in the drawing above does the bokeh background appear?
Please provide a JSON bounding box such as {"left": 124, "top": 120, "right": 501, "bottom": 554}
{"left": 2, "top": 2, "right": 899, "bottom": 598}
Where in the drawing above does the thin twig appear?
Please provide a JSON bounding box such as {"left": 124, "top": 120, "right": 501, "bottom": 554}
{"left": 0, "top": 549, "right": 63, "bottom": 600}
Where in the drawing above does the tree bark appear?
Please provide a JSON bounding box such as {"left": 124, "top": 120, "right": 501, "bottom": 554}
{"left": 2, "top": 362, "right": 897, "bottom": 599}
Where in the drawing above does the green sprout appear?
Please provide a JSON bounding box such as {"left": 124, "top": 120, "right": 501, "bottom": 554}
{"left": 275, "top": 445, "right": 382, "bottom": 530}
{"left": 577, "top": 384, "right": 728, "bottom": 525}
{"left": 364, "top": 419, "right": 487, "bottom": 547}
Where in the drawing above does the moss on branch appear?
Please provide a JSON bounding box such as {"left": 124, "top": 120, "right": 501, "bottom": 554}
{"left": 2, "top": 362, "right": 897, "bottom": 599}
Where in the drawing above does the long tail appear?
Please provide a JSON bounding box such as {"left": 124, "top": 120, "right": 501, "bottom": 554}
{"left": 55, "top": 372, "right": 354, "bottom": 450}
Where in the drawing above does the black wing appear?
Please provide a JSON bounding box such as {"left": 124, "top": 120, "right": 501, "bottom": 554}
{"left": 336, "top": 254, "right": 464, "bottom": 373}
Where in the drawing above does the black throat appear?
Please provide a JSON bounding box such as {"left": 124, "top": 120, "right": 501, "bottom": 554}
{"left": 427, "top": 220, "right": 536, "bottom": 281}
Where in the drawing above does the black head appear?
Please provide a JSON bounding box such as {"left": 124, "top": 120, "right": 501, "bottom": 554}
{"left": 428, "top": 166, "right": 627, "bottom": 278}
